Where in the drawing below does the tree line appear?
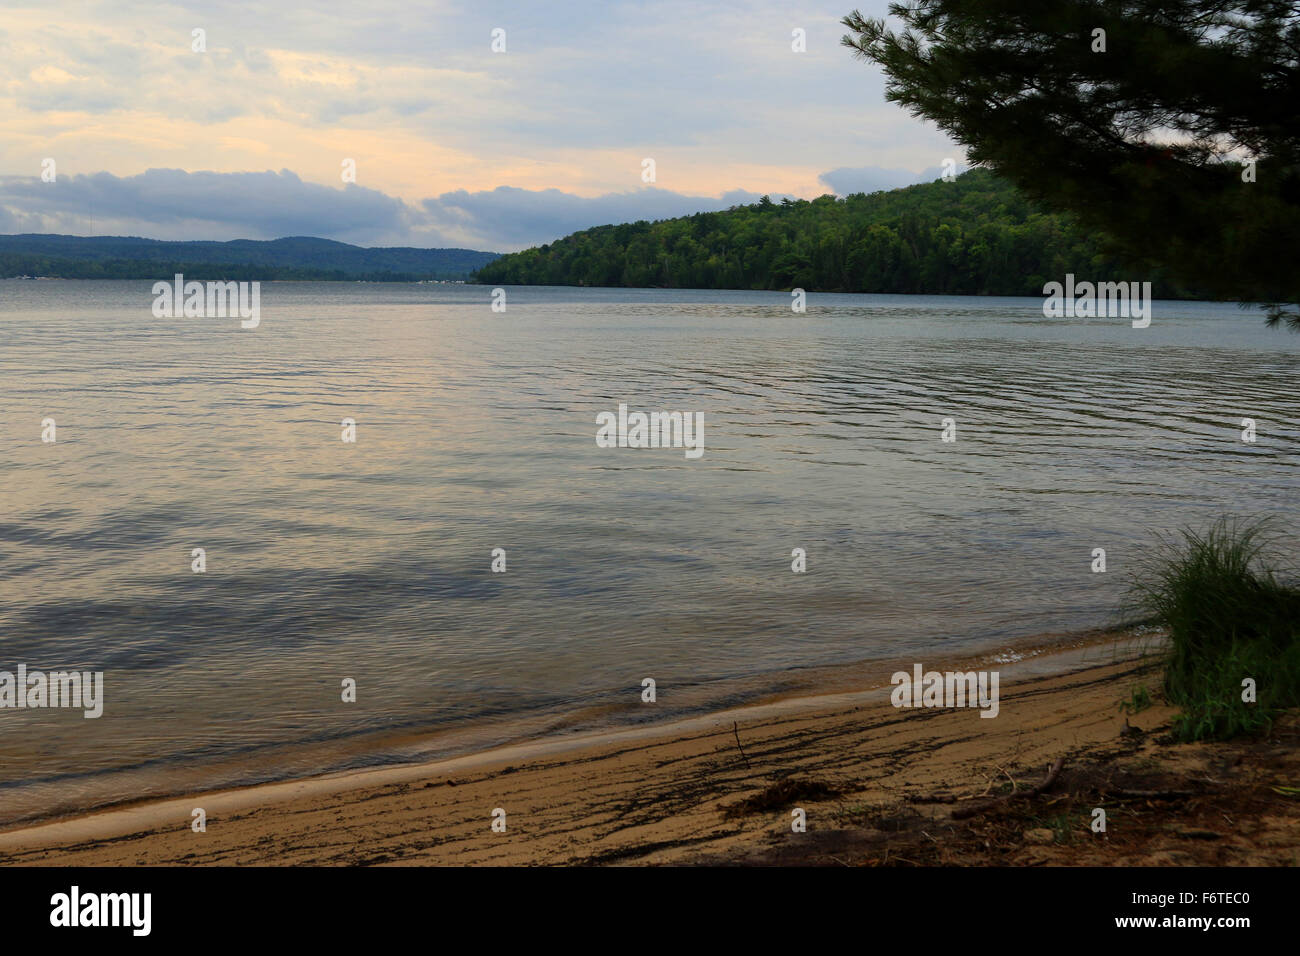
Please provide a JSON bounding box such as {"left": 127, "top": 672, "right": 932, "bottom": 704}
{"left": 0, "top": 255, "right": 421, "bottom": 281}
{"left": 472, "top": 169, "right": 1203, "bottom": 298}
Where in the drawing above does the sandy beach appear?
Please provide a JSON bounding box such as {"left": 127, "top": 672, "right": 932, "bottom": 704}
{"left": 1, "top": 632, "right": 1296, "bottom": 867}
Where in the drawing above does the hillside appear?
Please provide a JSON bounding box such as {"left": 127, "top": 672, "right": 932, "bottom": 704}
{"left": 0, "top": 235, "right": 499, "bottom": 281}
{"left": 472, "top": 169, "right": 1199, "bottom": 297}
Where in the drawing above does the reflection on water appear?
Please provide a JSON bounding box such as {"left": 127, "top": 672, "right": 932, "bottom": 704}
{"left": 0, "top": 281, "right": 1296, "bottom": 823}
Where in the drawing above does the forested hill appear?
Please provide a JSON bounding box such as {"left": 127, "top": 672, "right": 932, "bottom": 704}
{"left": 0, "top": 235, "right": 499, "bottom": 281}
{"left": 472, "top": 169, "right": 1197, "bottom": 297}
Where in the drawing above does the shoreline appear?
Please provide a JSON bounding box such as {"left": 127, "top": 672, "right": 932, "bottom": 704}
{"left": 0, "top": 627, "right": 1187, "bottom": 863}
{"left": 0, "top": 625, "right": 1135, "bottom": 834}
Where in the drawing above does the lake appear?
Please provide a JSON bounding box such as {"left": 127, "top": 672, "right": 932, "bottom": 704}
{"left": 0, "top": 280, "right": 1296, "bottom": 824}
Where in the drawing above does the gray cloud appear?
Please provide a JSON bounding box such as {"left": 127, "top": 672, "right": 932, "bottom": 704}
{"left": 0, "top": 169, "right": 416, "bottom": 246}
{"left": 819, "top": 163, "right": 973, "bottom": 196}
{"left": 817, "top": 166, "right": 918, "bottom": 196}
{"left": 2, "top": 161, "right": 974, "bottom": 252}
{"left": 420, "top": 185, "right": 786, "bottom": 249}
{"left": 1, "top": 162, "right": 969, "bottom": 251}
{"left": 0, "top": 169, "right": 801, "bottom": 251}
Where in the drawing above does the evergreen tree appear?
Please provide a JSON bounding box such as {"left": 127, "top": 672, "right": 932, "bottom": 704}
{"left": 842, "top": 1, "right": 1300, "bottom": 326}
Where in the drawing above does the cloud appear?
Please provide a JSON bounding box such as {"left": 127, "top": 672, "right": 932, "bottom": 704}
{"left": 420, "top": 185, "right": 785, "bottom": 249}
{"left": 1, "top": 158, "right": 975, "bottom": 252}
{"left": 817, "top": 166, "right": 920, "bottom": 196}
{"left": 0, "top": 169, "right": 416, "bottom": 246}
{"left": 0, "top": 0, "right": 960, "bottom": 201}
{"left": 817, "top": 162, "right": 971, "bottom": 196}
{"left": 0, "top": 168, "right": 796, "bottom": 251}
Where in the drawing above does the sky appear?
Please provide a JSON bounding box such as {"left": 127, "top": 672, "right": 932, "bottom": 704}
{"left": 0, "top": 1, "right": 965, "bottom": 251}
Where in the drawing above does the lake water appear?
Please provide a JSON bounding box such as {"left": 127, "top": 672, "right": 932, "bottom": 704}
{"left": 0, "top": 280, "right": 1296, "bottom": 825}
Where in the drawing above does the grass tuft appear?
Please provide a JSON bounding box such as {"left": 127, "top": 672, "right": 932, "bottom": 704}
{"left": 1129, "top": 517, "right": 1300, "bottom": 740}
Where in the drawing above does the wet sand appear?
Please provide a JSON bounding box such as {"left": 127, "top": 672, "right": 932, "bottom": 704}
{"left": 0, "top": 633, "right": 1179, "bottom": 863}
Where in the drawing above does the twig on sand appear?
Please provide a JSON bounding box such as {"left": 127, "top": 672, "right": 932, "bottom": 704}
{"left": 1035, "top": 756, "right": 1066, "bottom": 794}
{"left": 996, "top": 765, "right": 1018, "bottom": 793}
{"left": 733, "top": 721, "right": 752, "bottom": 770}
{"left": 951, "top": 756, "right": 1066, "bottom": 820}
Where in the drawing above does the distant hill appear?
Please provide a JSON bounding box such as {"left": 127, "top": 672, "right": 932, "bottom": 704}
{"left": 0, "top": 235, "right": 500, "bottom": 281}
{"left": 472, "top": 169, "right": 1205, "bottom": 298}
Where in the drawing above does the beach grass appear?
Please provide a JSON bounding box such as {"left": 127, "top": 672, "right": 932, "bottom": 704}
{"left": 1130, "top": 517, "right": 1300, "bottom": 740}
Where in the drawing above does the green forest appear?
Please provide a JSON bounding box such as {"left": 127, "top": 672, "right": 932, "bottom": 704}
{"left": 0, "top": 255, "right": 380, "bottom": 281}
{"left": 0, "top": 235, "right": 499, "bottom": 281}
{"left": 473, "top": 169, "right": 1200, "bottom": 297}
